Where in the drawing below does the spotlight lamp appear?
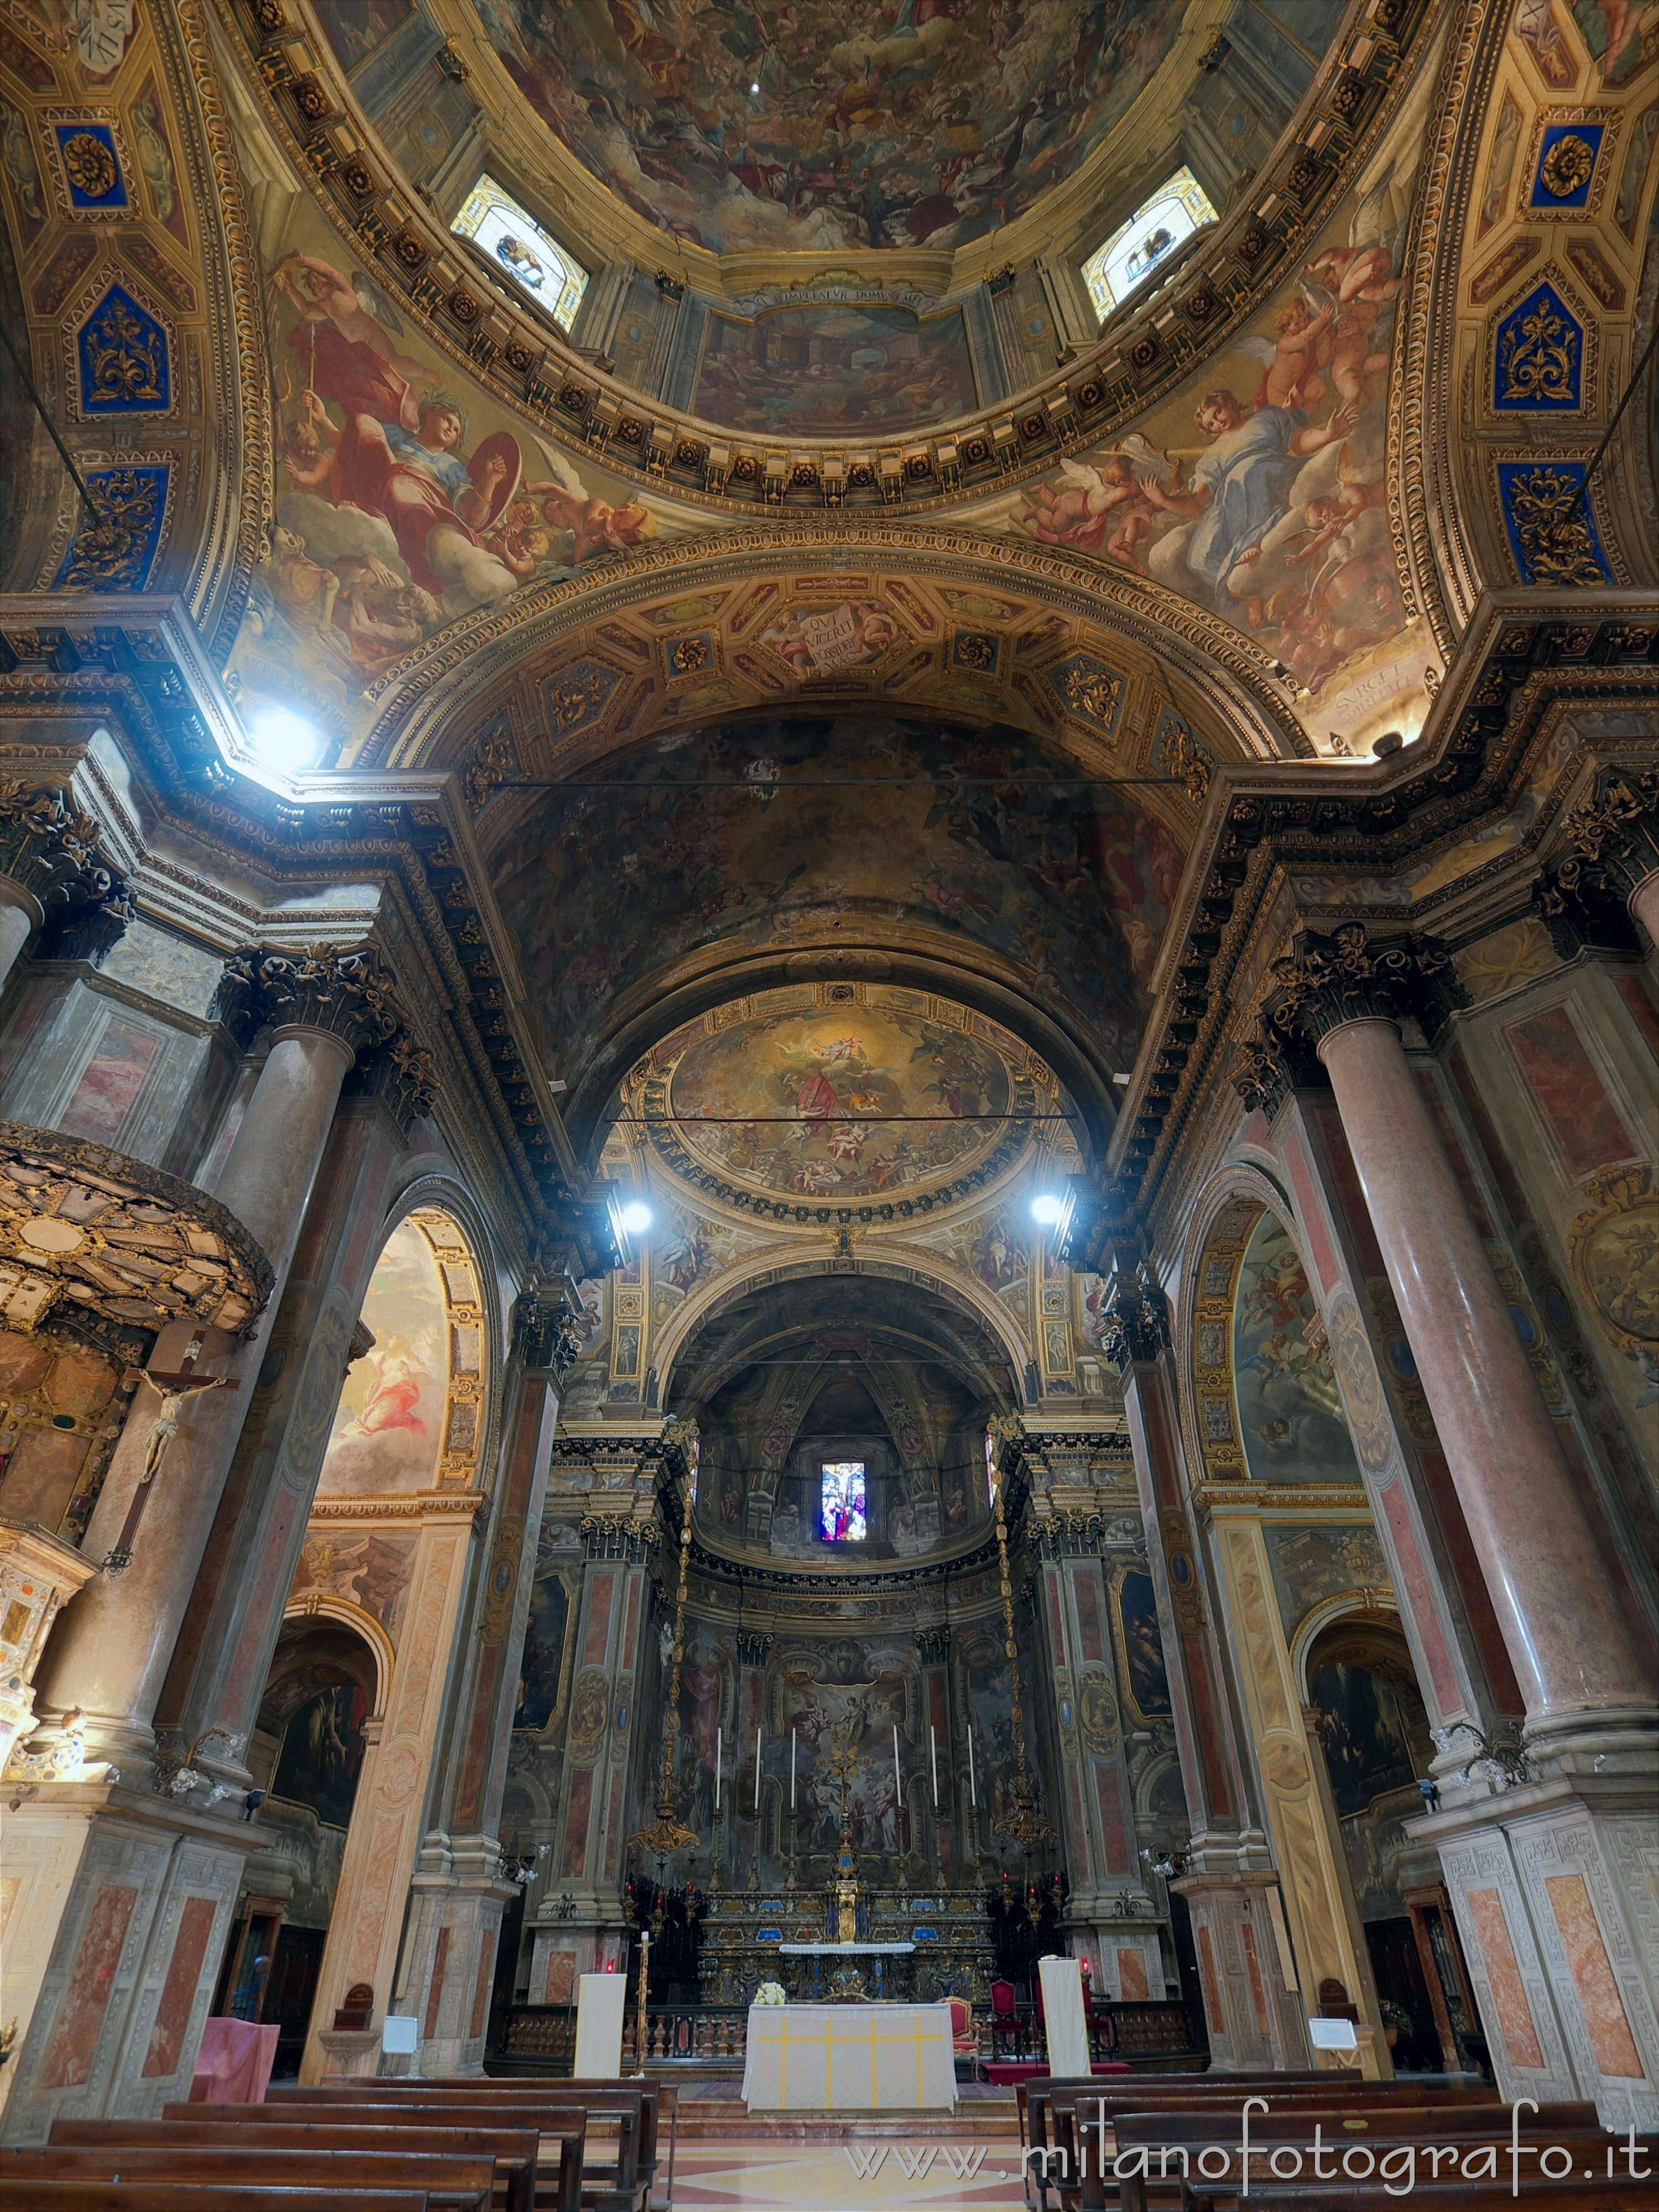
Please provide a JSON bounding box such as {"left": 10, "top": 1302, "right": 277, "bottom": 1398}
{"left": 619, "top": 1201, "right": 651, "bottom": 1235}
{"left": 1030, "top": 1193, "right": 1066, "bottom": 1227}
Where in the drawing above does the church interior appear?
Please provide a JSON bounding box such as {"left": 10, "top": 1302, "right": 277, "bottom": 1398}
{"left": 0, "top": 0, "right": 1656, "bottom": 2198}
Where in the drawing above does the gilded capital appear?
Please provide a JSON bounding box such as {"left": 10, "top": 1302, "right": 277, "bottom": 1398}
{"left": 1267, "top": 923, "right": 1466, "bottom": 1049}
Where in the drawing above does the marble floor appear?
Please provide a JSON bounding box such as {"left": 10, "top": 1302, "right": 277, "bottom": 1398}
{"left": 666, "top": 2135, "right": 1029, "bottom": 2209}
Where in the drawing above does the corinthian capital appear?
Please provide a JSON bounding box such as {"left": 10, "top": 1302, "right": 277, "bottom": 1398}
{"left": 1552, "top": 769, "right": 1659, "bottom": 910}
{"left": 0, "top": 778, "right": 131, "bottom": 954}
{"left": 1267, "top": 923, "right": 1467, "bottom": 1048}
{"left": 212, "top": 942, "right": 406, "bottom": 1057}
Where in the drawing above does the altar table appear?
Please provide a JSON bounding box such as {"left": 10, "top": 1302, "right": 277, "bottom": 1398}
{"left": 742, "top": 2001, "right": 957, "bottom": 2111}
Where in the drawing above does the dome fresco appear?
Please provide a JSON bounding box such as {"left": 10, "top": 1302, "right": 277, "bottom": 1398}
{"left": 479, "top": 0, "right": 1194, "bottom": 254}
{"left": 651, "top": 996, "right": 1030, "bottom": 1205}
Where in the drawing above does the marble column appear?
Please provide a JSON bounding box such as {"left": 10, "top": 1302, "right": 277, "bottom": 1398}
{"left": 34, "top": 947, "right": 416, "bottom": 1763}
{"left": 0, "top": 879, "right": 41, "bottom": 990}
{"left": 401, "top": 1315, "right": 565, "bottom": 2076}
{"left": 1271, "top": 930, "right": 1652, "bottom": 1748}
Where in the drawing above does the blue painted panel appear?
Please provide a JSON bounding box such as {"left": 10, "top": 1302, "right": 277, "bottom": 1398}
{"left": 54, "top": 122, "right": 127, "bottom": 209}
{"left": 1494, "top": 281, "right": 1583, "bottom": 411}
{"left": 54, "top": 464, "right": 169, "bottom": 592}
{"left": 1496, "top": 461, "right": 1611, "bottom": 587}
{"left": 1530, "top": 124, "right": 1604, "bottom": 210}
{"left": 77, "top": 284, "right": 169, "bottom": 414}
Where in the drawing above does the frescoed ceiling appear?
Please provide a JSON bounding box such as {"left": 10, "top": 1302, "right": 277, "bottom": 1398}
{"left": 473, "top": 0, "right": 1196, "bottom": 255}
{"left": 488, "top": 714, "right": 1187, "bottom": 1110}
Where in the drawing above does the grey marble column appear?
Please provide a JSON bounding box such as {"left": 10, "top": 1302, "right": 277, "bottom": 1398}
{"left": 0, "top": 880, "right": 40, "bottom": 990}
{"left": 34, "top": 946, "right": 422, "bottom": 1762}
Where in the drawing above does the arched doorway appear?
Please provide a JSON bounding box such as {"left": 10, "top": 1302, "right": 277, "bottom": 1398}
{"left": 1301, "top": 1612, "right": 1462, "bottom": 2077}
{"left": 223, "top": 1613, "right": 383, "bottom": 2078}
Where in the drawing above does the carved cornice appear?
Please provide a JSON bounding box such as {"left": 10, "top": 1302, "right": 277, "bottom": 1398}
{"left": 1265, "top": 922, "right": 1468, "bottom": 1049}
{"left": 307, "top": 1491, "right": 488, "bottom": 1521}
{"left": 213, "top": 0, "right": 1435, "bottom": 532}
{"left": 1102, "top": 593, "right": 1659, "bottom": 1230}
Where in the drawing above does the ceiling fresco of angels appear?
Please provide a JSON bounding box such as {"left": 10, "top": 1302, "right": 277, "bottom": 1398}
{"left": 480, "top": 0, "right": 1192, "bottom": 254}
{"left": 968, "top": 51, "right": 1444, "bottom": 749}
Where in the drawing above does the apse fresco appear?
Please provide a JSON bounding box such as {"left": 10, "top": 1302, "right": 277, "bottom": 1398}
{"left": 227, "top": 203, "right": 703, "bottom": 748}
{"left": 494, "top": 716, "right": 1183, "bottom": 1077}
{"left": 317, "top": 1221, "right": 446, "bottom": 1497}
{"left": 970, "top": 51, "right": 1443, "bottom": 749}
{"left": 1232, "top": 1213, "right": 1363, "bottom": 1488}
{"left": 665, "top": 1001, "right": 1014, "bottom": 1201}
{"left": 693, "top": 301, "right": 974, "bottom": 436}
{"left": 481, "top": 0, "right": 1190, "bottom": 254}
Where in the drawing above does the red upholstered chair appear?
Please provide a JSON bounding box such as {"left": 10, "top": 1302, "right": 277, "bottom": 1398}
{"left": 989, "top": 1979, "right": 1020, "bottom": 2059}
{"left": 948, "top": 1995, "right": 981, "bottom": 2081}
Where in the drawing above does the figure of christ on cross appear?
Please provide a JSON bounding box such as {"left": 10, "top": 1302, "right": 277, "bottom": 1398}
{"left": 102, "top": 1339, "right": 238, "bottom": 1573}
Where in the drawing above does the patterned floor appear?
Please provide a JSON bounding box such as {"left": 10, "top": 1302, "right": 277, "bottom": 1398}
{"left": 665, "top": 2136, "right": 1029, "bottom": 2209}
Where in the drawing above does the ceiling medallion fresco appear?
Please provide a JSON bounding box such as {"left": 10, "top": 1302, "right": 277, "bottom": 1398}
{"left": 645, "top": 995, "right": 1032, "bottom": 1209}
{"left": 482, "top": 0, "right": 1192, "bottom": 255}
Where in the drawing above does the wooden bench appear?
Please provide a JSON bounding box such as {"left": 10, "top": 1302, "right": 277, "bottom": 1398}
{"left": 1040, "top": 2088, "right": 1564, "bottom": 2212}
{"left": 1106, "top": 2106, "right": 1616, "bottom": 2212}
{"left": 1195, "top": 2179, "right": 1657, "bottom": 2212}
{"left": 1024, "top": 2078, "right": 1494, "bottom": 2210}
{"left": 154, "top": 2105, "right": 574, "bottom": 2212}
{"left": 221, "top": 2097, "right": 593, "bottom": 2212}
{"left": 61, "top": 2116, "right": 542, "bottom": 2212}
{"left": 377, "top": 2075, "right": 669, "bottom": 2210}
{"left": 0, "top": 2185, "right": 430, "bottom": 2212}
{"left": 6, "top": 2143, "right": 492, "bottom": 2209}
{"left": 279, "top": 2079, "right": 652, "bottom": 2212}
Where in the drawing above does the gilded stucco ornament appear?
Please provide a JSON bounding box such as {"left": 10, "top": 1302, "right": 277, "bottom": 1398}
{"left": 1566, "top": 1164, "right": 1658, "bottom": 1358}
{"left": 0, "top": 1123, "right": 272, "bottom": 1338}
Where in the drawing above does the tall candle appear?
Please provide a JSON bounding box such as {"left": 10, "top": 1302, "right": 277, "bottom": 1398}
{"left": 968, "top": 1728, "right": 977, "bottom": 1809}
{"left": 791, "top": 1728, "right": 797, "bottom": 1810}
{"left": 755, "top": 1721, "right": 763, "bottom": 1810}
{"left": 714, "top": 1726, "right": 722, "bottom": 1809}
{"left": 930, "top": 1724, "right": 938, "bottom": 1807}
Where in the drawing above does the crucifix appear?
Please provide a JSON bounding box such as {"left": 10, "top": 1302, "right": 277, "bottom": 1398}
{"left": 825, "top": 1726, "right": 862, "bottom": 1943}
{"left": 102, "top": 1337, "right": 238, "bottom": 1573}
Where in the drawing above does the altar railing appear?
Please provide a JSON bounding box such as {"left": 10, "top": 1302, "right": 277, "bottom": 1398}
{"left": 492, "top": 2001, "right": 750, "bottom": 2070}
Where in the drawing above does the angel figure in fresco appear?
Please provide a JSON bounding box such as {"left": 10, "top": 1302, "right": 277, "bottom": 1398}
{"left": 1020, "top": 436, "right": 1172, "bottom": 570}
{"left": 338, "top": 1345, "right": 429, "bottom": 1442}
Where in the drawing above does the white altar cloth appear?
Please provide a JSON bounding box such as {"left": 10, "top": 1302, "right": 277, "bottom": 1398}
{"left": 742, "top": 2002, "right": 957, "bottom": 2111}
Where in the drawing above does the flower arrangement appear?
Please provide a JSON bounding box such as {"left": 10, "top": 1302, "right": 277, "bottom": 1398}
{"left": 753, "top": 1981, "right": 788, "bottom": 2007}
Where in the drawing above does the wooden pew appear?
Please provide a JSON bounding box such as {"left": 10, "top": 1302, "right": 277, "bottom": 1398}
{"left": 60, "top": 2116, "right": 541, "bottom": 2212}
{"left": 6, "top": 2143, "right": 491, "bottom": 2208}
{"left": 1024, "top": 2078, "right": 1493, "bottom": 2211}
{"left": 0, "top": 2186, "right": 429, "bottom": 2212}
{"left": 429, "top": 2073, "right": 675, "bottom": 2210}
{"left": 1037, "top": 2086, "right": 1550, "bottom": 2212}
{"left": 1197, "top": 2180, "right": 1657, "bottom": 2212}
{"left": 1105, "top": 2105, "right": 1615, "bottom": 2212}
{"left": 274, "top": 2080, "right": 651, "bottom": 2212}
{"left": 199, "top": 2098, "right": 589, "bottom": 2212}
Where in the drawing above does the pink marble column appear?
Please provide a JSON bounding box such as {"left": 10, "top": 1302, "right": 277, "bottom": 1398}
{"left": 1316, "top": 1015, "right": 1651, "bottom": 1728}
{"left": 34, "top": 1024, "right": 356, "bottom": 1757}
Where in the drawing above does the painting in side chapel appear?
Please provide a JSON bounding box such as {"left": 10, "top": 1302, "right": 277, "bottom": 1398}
{"left": 1109, "top": 1566, "right": 1172, "bottom": 1728}
{"left": 1232, "top": 1213, "right": 1363, "bottom": 1488}
{"left": 514, "top": 1572, "right": 571, "bottom": 1731}
{"left": 967, "top": 47, "right": 1444, "bottom": 748}
{"left": 226, "top": 205, "right": 700, "bottom": 750}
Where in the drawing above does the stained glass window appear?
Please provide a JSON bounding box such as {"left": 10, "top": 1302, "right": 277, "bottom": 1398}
{"left": 821, "top": 1460, "right": 866, "bottom": 1542}
{"left": 451, "top": 174, "right": 589, "bottom": 330}
{"left": 1081, "top": 167, "right": 1218, "bottom": 321}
